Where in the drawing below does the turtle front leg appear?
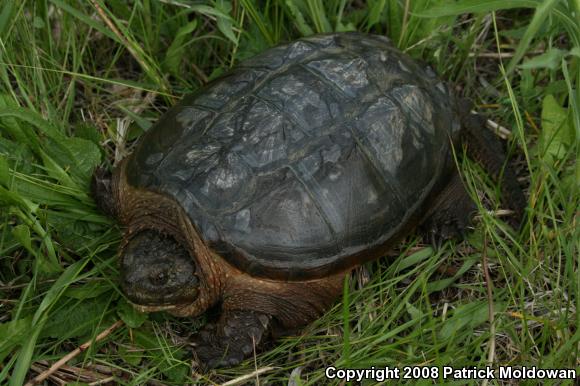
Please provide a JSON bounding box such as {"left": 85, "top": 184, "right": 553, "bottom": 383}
{"left": 192, "top": 309, "right": 272, "bottom": 369}
{"left": 192, "top": 272, "right": 344, "bottom": 369}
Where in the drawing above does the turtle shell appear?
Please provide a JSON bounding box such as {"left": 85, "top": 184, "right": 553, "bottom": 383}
{"left": 125, "top": 32, "right": 461, "bottom": 280}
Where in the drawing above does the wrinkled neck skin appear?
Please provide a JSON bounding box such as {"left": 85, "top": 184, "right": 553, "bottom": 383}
{"left": 113, "top": 160, "right": 226, "bottom": 318}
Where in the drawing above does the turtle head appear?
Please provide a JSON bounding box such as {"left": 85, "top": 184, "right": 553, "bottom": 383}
{"left": 120, "top": 229, "right": 199, "bottom": 308}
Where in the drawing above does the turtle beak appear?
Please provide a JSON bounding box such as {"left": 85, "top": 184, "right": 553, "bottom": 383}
{"left": 120, "top": 230, "right": 199, "bottom": 307}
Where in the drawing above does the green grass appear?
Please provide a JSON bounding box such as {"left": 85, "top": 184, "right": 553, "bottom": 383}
{"left": 0, "top": 0, "right": 578, "bottom": 385}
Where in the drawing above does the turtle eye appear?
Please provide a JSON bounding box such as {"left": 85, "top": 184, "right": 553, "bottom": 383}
{"left": 120, "top": 230, "right": 199, "bottom": 305}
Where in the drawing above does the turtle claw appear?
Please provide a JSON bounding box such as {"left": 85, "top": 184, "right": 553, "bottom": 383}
{"left": 423, "top": 210, "right": 473, "bottom": 248}
{"left": 191, "top": 310, "right": 271, "bottom": 370}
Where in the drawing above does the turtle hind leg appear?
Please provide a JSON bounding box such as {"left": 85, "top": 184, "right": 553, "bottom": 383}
{"left": 419, "top": 171, "right": 476, "bottom": 245}
{"left": 458, "top": 103, "right": 527, "bottom": 226}
{"left": 91, "top": 166, "right": 119, "bottom": 218}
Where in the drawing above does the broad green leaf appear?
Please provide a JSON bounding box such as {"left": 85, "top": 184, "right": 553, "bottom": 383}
{"left": 117, "top": 298, "right": 147, "bottom": 328}
{"left": 0, "top": 139, "right": 36, "bottom": 176}
{"left": 385, "top": 0, "right": 402, "bottom": 43}
{"left": 499, "top": 25, "right": 528, "bottom": 39}
{"left": 188, "top": 3, "right": 234, "bottom": 20}
{"left": 163, "top": 362, "right": 189, "bottom": 383}
{"left": 467, "top": 233, "right": 499, "bottom": 258}
{"left": 569, "top": 47, "right": 580, "bottom": 58}
{"left": 43, "top": 136, "right": 102, "bottom": 186}
{"left": 439, "top": 301, "right": 489, "bottom": 340}
{"left": 540, "top": 95, "right": 574, "bottom": 163}
{"left": 0, "top": 317, "right": 32, "bottom": 363}
{"left": 520, "top": 48, "right": 565, "bottom": 70}
{"left": 42, "top": 297, "right": 110, "bottom": 339}
{"left": 215, "top": 0, "right": 238, "bottom": 44}
{"left": 50, "top": 216, "right": 112, "bottom": 252}
{"left": 75, "top": 123, "right": 102, "bottom": 146}
{"left": 118, "top": 344, "right": 143, "bottom": 366}
{"left": 164, "top": 19, "right": 199, "bottom": 75}
{"left": 133, "top": 329, "right": 160, "bottom": 350}
{"left": 218, "top": 26, "right": 237, "bottom": 45}
{"left": 61, "top": 136, "right": 102, "bottom": 183}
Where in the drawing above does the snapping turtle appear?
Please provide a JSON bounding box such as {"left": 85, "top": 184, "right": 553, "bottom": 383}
{"left": 92, "top": 32, "right": 525, "bottom": 368}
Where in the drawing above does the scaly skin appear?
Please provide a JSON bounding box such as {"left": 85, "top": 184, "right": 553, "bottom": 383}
{"left": 459, "top": 107, "right": 527, "bottom": 225}
{"left": 92, "top": 162, "right": 344, "bottom": 368}
{"left": 90, "top": 99, "right": 526, "bottom": 368}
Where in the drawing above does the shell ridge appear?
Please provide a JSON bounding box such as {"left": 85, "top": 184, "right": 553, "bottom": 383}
{"left": 389, "top": 85, "right": 437, "bottom": 133}
{"left": 375, "top": 91, "right": 435, "bottom": 205}
{"left": 248, "top": 93, "right": 312, "bottom": 139}
{"left": 345, "top": 122, "right": 407, "bottom": 208}
{"left": 189, "top": 103, "right": 219, "bottom": 114}
{"left": 298, "top": 62, "right": 356, "bottom": 100}
{"left": 286, "top": 164, "right": 340, "bottom": 245}
{"left": 157, "top": 108, "right": 218, "bottom": 173}
{"left": 127, "top": 33, "right": 457, "bottom": 279}
{"left": 384, "top": 85, "right": 447, "bottom": 204}
{"left": 197, "top": 45, "right": 340, "bottom": 139}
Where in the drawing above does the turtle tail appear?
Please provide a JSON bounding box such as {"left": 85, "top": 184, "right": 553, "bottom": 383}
{"left": 458, "top": 101, "right": 527, "bottom": 227}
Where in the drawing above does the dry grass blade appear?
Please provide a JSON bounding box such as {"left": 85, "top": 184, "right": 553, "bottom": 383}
{"left": 485, "top": 118, "right": 512, "bottom": 140}
{"left": 29, "top": 361, "right": 114, "bottom": 385}
{"left": 111, "top": 89, "right": 158, "bottom": 164}
{"left": 24, "top": 321, "right": 124, "bottom": 386}
{"left": 220, "top": 366, "right": 277, "bottom": 386}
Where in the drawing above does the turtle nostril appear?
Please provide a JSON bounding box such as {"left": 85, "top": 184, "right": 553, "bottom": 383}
{"left": 149, "top": 270, "right": 169, "bottom": 286}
